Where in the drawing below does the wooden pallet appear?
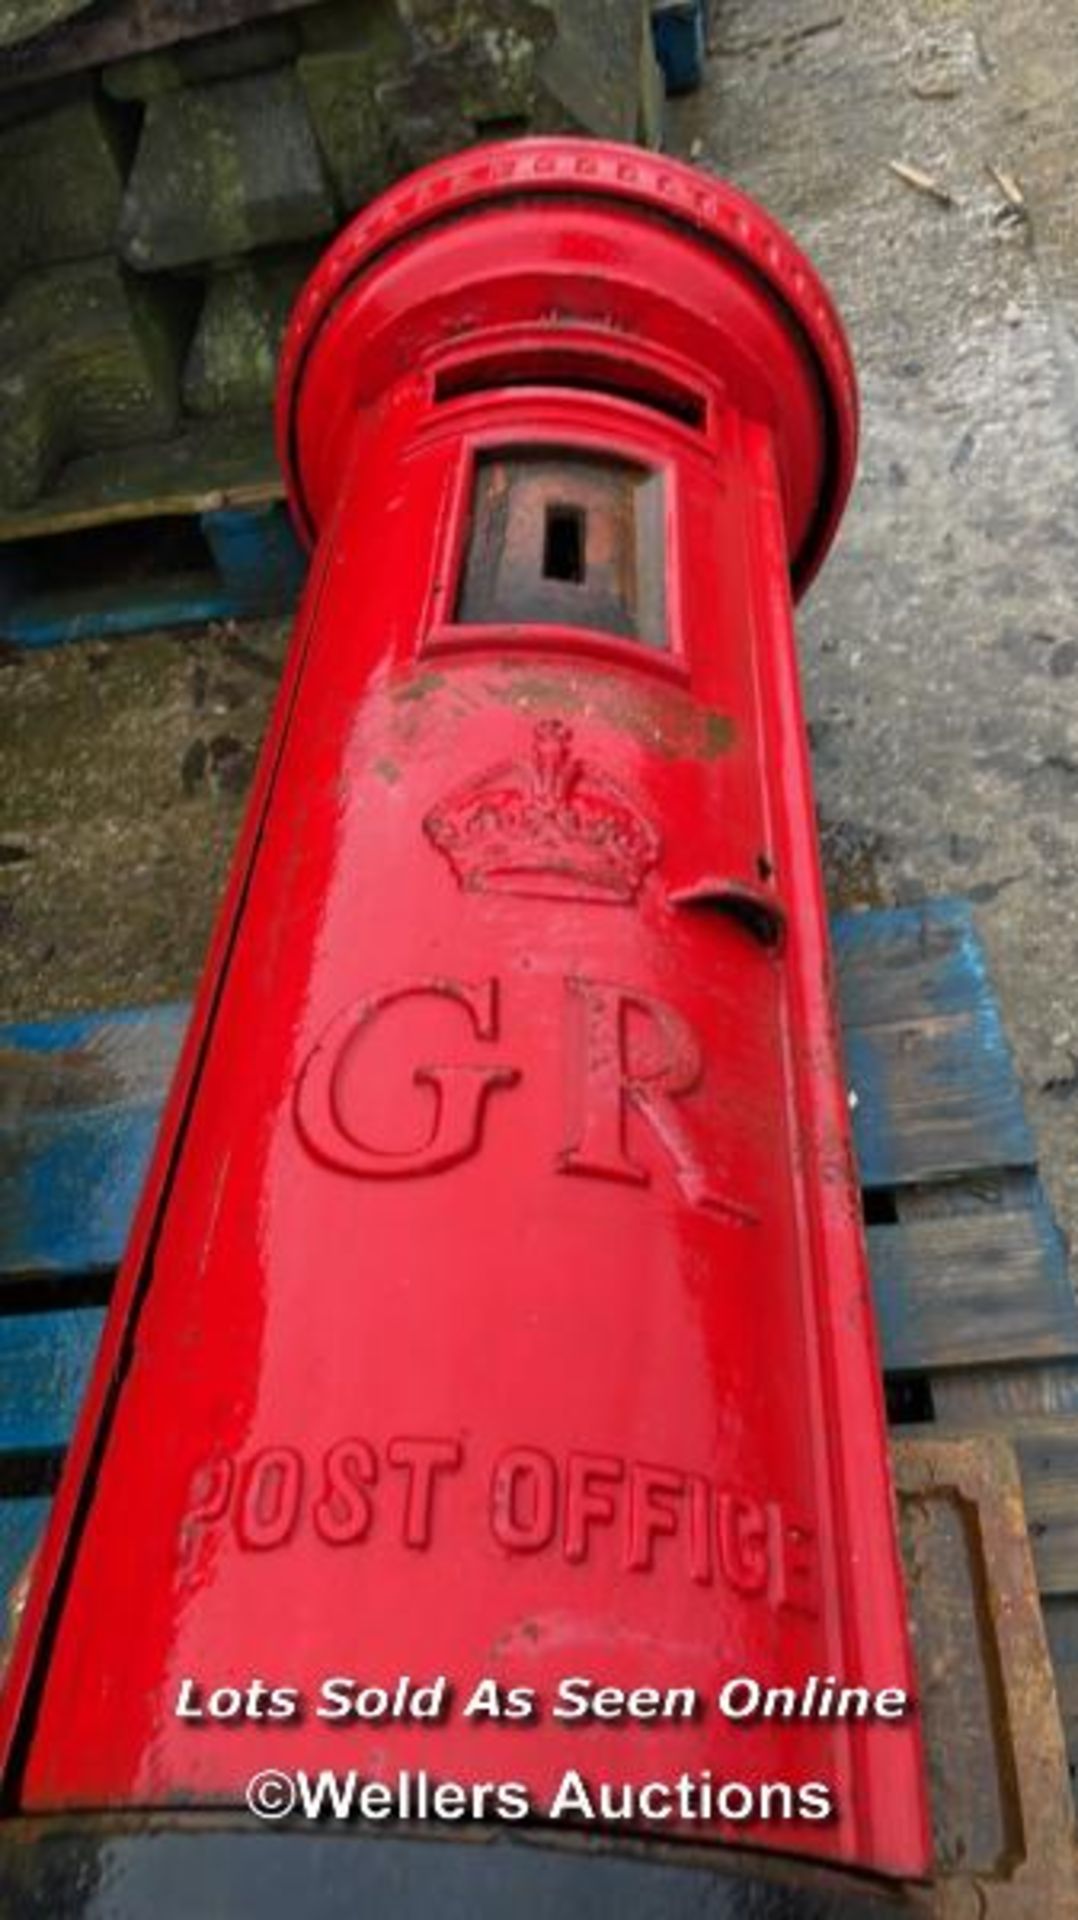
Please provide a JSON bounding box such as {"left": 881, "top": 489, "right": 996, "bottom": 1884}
{"left": 2, "top": 897, "right": 1076, "bottom": 1783}
{"left": 0, "top": 420, "right": 304, "bottom": 648}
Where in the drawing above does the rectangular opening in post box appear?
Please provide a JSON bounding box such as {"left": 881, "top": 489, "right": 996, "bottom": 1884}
{"left": 456, "top": 449, "right": 668, "bottom": 652}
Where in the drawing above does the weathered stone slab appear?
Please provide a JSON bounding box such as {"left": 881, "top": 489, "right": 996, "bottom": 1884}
{"left": 0, "top": 70, "right": 88, "bottom": 132}
{"left": 297, "top": 0, "right": 399, "bottom": 53}
{"left": 117, "top": 69, "right": 335, "bottom": 271}
{"left": 183, "top": 252, "right": 311, "bottom": 418}
{"left": 378, "top": 39, "right": 540, "bottom": 169}
{"left": 637, "top": 9, "right": 666, "bottom": 150}
{"left": 0, "top": 260, "right": 183, "bottom": 508}
{"left": 0, "top": 0, "right": 94, "bottom": 51}
{"left": 396, "top": 0, "right": 553, "bottom": 52}
{"left": 533, "top": 0, "right": 656, "bottom": 142}
{"left": 295, "top": 0, "right": 405, "bottom": 210}
{"left": 381, "top": 0, "right": 657, "bottom": 171}
{"left": 296, "top": 0, "right": 408, "bottom": 210}
{"left": 383, "top": 1, "right": 552, "bottom": 167}
{"left": 102, "top": 19, "right": 300, "bottom": 101}
{"left": 297, "top": 50, "right": 394, "bottom": 209}
{"left": 0, "top": 97, "right": 126, "bottom": 288}
{"left": 0, "top": 1, "right": 324, "bottom": 92}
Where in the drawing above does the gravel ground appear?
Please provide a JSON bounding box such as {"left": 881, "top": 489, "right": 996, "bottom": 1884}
{"left": 672, "top": 0, "right": 1078, "bottom": 1250}
{"left": 0, "top": 619, "right": 288, "bottom": 1017}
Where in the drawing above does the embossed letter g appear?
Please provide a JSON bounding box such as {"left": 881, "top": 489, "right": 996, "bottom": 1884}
{"left": 295, "top": 979, "right": 519, "bottom": 1178}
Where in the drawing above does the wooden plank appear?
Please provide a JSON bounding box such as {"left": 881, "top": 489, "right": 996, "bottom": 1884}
{"left": 0, "top": 1308, "right": 104, "bottom": 1459}
{"left": 4, "top": 572, "right": 267, "bottom": 650}
{"left": 0, "top": 417, "right": 280, "bottom": 545}
{"left": 4, "top": 506, "right": 306, "bottom": 648}
{"left": 933, "top": 1363, "right": 1078, "bottom": 1426}
{"left": 835, "top": 900, "right": 1035, "bottom": 1188}
{"left": 834, "top": 898, "right": 993, "bottom": 1027}
{"left": 0, "top": 1495, "right": 51, "bottom": 1644}
{"left": 845, "top": 1011, "right": 1034, "bottom": 1189}
{"left": 1010, "top": 1420, "right": 1078, "bottom": 1597}
{"left": 0, "top": 1006, "right": 188, "bottom": 1276}
{"left": 1042, "top": 1596, "right": 1078, "bottom": 1777}
{"left": 868, "top": 1196, "right": 1078, "bottom": 1375}
{"left": 200, "top": 503, "right": 306, "bottom": 611}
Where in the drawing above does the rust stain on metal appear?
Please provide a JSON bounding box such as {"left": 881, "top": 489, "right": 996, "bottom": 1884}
{"left": 389, "top": 671, "right": 448, "bottom": 705}
{"left": 458, "top": 451, "right": 667, "bottom": 650}
{"left": 482, "top": 664, "right": 736, "bottom": 762}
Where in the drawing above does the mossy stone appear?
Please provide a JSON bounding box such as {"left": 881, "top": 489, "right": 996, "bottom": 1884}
{"left": 117, "top": 70, "right": 335, "bottom": 273}
{"left": 183, "top": 252, "right": 311, "bottom": 418}
{"left": 0, "top": 259, "right": 184, "bottom": 508}
{"left": 0, "top": 0, "right": 95, "bottom": 51}
{"left": 0, "top": 96, "right": 126, "bottom": 288}
{"left": 535, "top": 0, "right": 654, "bottom": 141}
{"left": 296, "top": 0, "right": 408, "bottom": 209}
{"left": 103, "top": 20, "right": 300, "bottom": 102}
{"left": 380, "top": 0, "right": 653, "bottom": 167}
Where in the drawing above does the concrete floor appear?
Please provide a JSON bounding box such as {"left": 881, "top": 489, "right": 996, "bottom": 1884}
{"left": 0, "top": 0, "right": 1075, "bottom": 1249}
{"left": 673, "top": 0, "right": 1078, "bottom": 1250}
{"left": 0, "top": 619, "right": 287, "bottom": 1016}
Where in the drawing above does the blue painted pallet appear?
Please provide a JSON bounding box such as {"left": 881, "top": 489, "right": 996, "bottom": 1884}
{"left": 1, "top": 502, "right": 306, "bottom": 650}
{"left": 0, "top": 899, "right": 1072, "bottom": 1615}
{"left": 0, "top": 1308, "right": 104, "bottom": 1461}
{"left": 0, "top": 1003, "right": 189, "bottom": 1274}
{"left": 833, "top": 897, "right": 1035, "bottom": 1186}
{"left": 0, "top": 1496, "right": 51, "bottom": 1636}
{"left": 652, "top": 0, "right": 709, "bottom": 95}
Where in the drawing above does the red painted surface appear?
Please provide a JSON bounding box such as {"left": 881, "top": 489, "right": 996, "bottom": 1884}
{"left": 4, "top": 141, "right": 928, "bottom": 1877}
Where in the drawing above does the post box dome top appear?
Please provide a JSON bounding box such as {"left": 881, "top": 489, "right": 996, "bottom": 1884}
{"left": 277, "top": 138, "right": 858, "bottom": 593}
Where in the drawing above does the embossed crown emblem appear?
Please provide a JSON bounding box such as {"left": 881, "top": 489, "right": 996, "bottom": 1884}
{"left": 423, "top": 720, "right": 661, "bottom": 904}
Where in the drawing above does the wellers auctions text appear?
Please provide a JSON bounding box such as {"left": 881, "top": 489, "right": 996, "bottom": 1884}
{"left": 253, "top": 1765, "right": 837, "bottom": 1827}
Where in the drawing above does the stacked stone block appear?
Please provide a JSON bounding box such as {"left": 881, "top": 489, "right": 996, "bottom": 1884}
{"left": 0, "top": 0, "right": 663, "bottom": 512}
{"left": 0, "top": 93, "right": 125, "bottom": 285}
{"left": 182, "top": 252, "right": 314, "bottom": 419}
{"left": 0, "top": 0, "right": 95, "bottom": 52}
{"left": 0, "top": 261, "right": 184, "bottom": 506}
{"left": 116, "top": 70, "right": 337, "bottom": 271}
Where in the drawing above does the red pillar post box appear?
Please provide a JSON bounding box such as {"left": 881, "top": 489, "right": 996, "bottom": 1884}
{"left": 1, "top": 140, "right": 929, "bottom": 1895}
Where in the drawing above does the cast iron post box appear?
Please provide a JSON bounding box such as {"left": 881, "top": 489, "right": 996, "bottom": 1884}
{"left": 1, "top": 140, "right": 929, "bottom": 1891}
